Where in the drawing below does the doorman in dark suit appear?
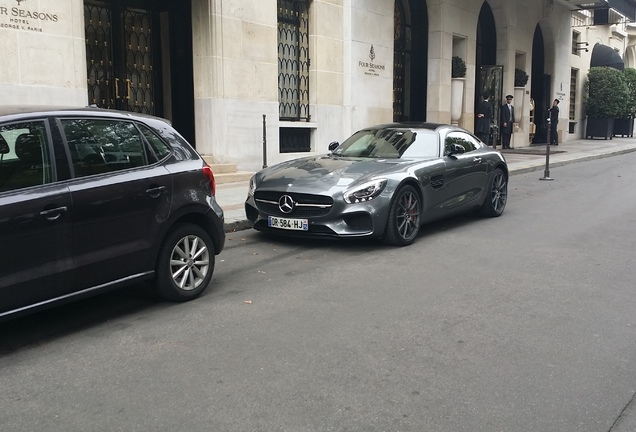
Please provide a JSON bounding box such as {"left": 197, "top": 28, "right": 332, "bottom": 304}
{"left": 475, "top": 92, "right": 493, "bottom": 144}
{"left": 549, "top": 99, "right": 559, "bottom": 145}
{"left": 500, "top": 94, "right": 515, "bottom": 149}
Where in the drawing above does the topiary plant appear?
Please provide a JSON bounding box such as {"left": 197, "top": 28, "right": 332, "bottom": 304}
{"left": 621, "top": 67, "right": 636, "bottom": 117}
{"left": 451, "top": 56, "right": 466, "bottom": 78}
{"left": 514, "top": 68, "right": 529, "bottom": 87}
{"left": 585, "top": 66, "right": 629, "bottom": 118}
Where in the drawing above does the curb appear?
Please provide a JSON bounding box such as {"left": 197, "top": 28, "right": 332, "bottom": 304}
{"left": 224, "top": 219, "right": 252, "bottom": 233}
{"left": 508, "top": 147, "right": 636, "bottom": 176}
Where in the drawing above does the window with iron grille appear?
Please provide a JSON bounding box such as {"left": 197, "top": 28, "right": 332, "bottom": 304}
{"left": 278, "top": 0, "right": 310, "bottom": 122}
{"left": 280, "top": 128, "right": 311, "bottom": 153}
{"left": 572, "top": 31, "right": 580, "bottom": 55}
{"left": 570, "top": 68, "right": 577, "bottom": 121}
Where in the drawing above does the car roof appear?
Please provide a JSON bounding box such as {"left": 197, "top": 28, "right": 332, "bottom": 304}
{"left": 363, "top": 122, "right": 466, "bottom": 133}
{"left": 0, "top": 105, "right": 169, "bottom": 124}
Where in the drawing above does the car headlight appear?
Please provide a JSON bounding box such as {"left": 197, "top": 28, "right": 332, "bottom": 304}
{"left": 343, "top": 179, "right": 387, "bottom": 204}
{"left": 248, "top": 175, "right": 256, "bottom": 197}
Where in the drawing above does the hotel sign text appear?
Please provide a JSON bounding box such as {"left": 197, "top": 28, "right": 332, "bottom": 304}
{"left": 359, "top": 45, "right": 386, "bottom": 77}
{"left": 0, "top": 3, "right": 60, "bottom": 32}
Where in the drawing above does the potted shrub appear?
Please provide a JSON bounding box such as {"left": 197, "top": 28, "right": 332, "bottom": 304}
{"left": 585, "top": 66, "right": 629, "bottom": 139}
{"left": 451, "top": 56, "right": 466, "bottom": 125}
{"left": 614, "top": 67, "right": 636, "bottom": 137}
{"left": 514, "top": 68, "right": 529, "bottom": 87}
{"left": 452, "top": 56, "right": 467, "bottom": 79}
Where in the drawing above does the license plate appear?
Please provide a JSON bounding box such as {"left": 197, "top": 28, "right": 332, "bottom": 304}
{"left": 268, "top": 216, "right": 308, "bottom": 231}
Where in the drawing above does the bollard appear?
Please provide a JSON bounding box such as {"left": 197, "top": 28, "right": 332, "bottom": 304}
{"left": 262, "top": 114, "right": 267, "bottom": 169}
{"left": 540, "top": 118, "right": 553, "bottom": 181}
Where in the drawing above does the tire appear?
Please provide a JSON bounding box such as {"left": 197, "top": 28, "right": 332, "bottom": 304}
{"left": 480, "top": 168, "right": 508, "bottom": 217}
{"left": 155, "top": 223, "right": 215, "bottom": 302}
{"left": 383, "top": 185, "right": 421, "bottom": 246}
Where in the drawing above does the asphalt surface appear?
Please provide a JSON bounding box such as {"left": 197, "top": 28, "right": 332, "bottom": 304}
{"left": 2, "top": 138, "right": 636, "bottom": 431}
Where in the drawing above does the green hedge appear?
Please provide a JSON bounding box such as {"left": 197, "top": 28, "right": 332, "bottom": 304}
{"left": 585, "top": 66, "right": 629, "bottom": 118}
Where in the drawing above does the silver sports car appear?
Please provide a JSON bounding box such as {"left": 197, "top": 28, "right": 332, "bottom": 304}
{"left": 244, "top": 122, "right": 508, "bottom": 246}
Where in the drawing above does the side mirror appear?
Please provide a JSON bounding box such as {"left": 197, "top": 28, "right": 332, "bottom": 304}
{"left": 0, "top": 135, "right": 9, "bottom": 154}
{"left": 447, "top": 143, "right": 465, "bottom": 156}
{"left": 328, "top": 141, "right": 339, "bottom": 152}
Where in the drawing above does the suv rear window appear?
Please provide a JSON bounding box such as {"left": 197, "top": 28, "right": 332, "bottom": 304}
{"left": 138, "top": 124, "right": 172, "bottom": 161}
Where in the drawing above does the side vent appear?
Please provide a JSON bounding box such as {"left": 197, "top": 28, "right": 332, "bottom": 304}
{"left": 430, "top": 175, "right": 444, "bottom": 189}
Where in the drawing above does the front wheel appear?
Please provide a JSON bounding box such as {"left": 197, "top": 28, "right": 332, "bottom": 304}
{"left": 155, "top": 223, "right": 215, "bottom": 301}
{"left": 480, "top": 168, "right": 508, "bottom": 217}
{"left": 383, "top": 185, "right": 421, "bottom": 246}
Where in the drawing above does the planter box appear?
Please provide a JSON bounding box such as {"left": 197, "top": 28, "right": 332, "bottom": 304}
{"left": 613, "top": 117, "right": 634, "bottom": 137}
{"left": 514, "top": 87, "right": 525, "bottom": 127}
{"left": 450, "top": 78, "right": 465, "bottom": 125}
{"left": 586, "top": 118, "right": 614, "bottom": 140}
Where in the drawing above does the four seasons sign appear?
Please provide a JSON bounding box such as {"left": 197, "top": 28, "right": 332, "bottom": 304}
{"left": 0, "top": 0, "right": 60, "bottom": 32}
{"left": 359, "top": 44, "right": 386, "bottom": 77}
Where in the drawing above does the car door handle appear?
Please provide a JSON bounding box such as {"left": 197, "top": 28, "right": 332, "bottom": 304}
{"left": 473, "top": 157, "right": 482, "bottom": 163}
{"left": 146, "top": 185, "right": 167, "bottom": 198}
{"left": 40, "top": 206, "right": 68, "bottom": 221}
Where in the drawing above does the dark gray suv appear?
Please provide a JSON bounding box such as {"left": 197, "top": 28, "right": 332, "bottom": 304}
{"left": 0, "top": 107, "right": 225, "bottom": 321}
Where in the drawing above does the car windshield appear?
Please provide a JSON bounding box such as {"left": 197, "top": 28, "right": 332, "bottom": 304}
{"left": 333, "top": 128, "right": 439, "bottom": 159}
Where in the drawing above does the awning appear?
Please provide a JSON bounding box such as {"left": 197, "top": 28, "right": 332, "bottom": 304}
{"left": 562, "top": 0, "right": 636, "bottom": 21}
{"left": 608, "top": 0, "right": 636, "bottom": 21}
{"left": 590, "top": 43, "right": 625, "bottom": 70}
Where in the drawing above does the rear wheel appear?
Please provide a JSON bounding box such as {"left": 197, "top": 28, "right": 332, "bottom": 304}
{"left": 480, "top": 168, "right": 507, "bottom": 217}
{"left": 383, "top": 185, "right": 421, "bottom": 246}
{"left": 155, "top": 223, "right": 215, "bottom": 301}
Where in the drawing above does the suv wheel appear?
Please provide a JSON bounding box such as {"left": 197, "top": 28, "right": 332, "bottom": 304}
{"left": 155, "top": 223, "right": 215, "bottom": 301}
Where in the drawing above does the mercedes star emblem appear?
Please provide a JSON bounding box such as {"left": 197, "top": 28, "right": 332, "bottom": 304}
{"left": 278, "top": 195, "right": 295, "bottom": 214}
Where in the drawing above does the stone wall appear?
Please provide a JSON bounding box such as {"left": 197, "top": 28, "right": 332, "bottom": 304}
{"left": 0, "top": 0, "right": 87, "bottom": 106}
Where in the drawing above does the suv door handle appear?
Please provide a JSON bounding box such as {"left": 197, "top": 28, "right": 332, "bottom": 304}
{"left": 146, "top": 185, "right": 167, "bottom": 198}
{"left": 473, "top": 157, "right": 482, "bottom": 163}
{"left": 40, "top": 206, "right": 68, "bottom": 221}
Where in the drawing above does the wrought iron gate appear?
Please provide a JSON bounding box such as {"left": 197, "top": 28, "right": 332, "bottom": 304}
{"left": 393, "top": 0, "right": 409, "bottom": 122}
{"left": 85, "top": 0, "right": 158, "bottom": 115}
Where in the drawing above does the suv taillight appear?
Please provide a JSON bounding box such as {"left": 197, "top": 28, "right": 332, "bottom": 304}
{"left": 202, "top": 164, "right": 216, "bottom": 196}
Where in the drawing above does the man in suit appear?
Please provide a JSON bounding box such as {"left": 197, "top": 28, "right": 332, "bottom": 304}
{"left": 549, "top": 99, "right": 559, "bottom": 145}
{"left": 475, "top": 92, "right": 493, "bottom": 145}
{"left": 500, "top": 94, "right": 515, "bottom": 149}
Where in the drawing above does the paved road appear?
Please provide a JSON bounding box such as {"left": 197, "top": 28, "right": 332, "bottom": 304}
{"left": 1, "top": 152, "right": 636, "bottom": 431}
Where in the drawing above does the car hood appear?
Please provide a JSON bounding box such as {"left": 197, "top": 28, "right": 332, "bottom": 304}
{"left": 256, "top": 155, "right": 420, "bottom": 193}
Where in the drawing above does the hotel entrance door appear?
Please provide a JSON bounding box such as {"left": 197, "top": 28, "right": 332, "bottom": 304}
{"left": 85, "top": 0, "right": 160, "bottom": 115}
{"left": 83, "top": 0, "right": 195, "bottom": 144}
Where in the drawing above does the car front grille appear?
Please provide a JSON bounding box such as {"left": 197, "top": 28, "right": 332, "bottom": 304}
{"left": 254, "top": 191, "right": 333, "bottom": 218}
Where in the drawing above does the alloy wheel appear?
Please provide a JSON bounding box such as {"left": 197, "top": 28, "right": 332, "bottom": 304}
{"left": 396, "top": 190, "right": 420, "bottom": 240}
{"left": 170, "top": 234, "right": 211, "bottom": 291}
{"left": 490, "top": 171, "right": 508, "bottom": 214}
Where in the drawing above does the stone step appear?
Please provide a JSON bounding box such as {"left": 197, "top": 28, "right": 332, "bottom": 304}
{"left": 214, "top": 171, "right": 254, "bottom": 185}
{"left": 202, "top": 159, "right": 253, "bottom": 184}
{"left": 205, "top": 162, "right": 237, "bottom": 174}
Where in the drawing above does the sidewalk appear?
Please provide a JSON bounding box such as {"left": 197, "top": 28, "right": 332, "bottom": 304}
{"left": 215, "top": 137, "right": 636, "bottom": 232}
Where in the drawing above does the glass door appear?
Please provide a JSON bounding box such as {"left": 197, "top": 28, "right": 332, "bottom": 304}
{"left": 479, "top": 65, "right": 503, "bottom": 146}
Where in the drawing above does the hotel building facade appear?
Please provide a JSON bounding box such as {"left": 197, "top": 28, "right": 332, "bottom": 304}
{"left": 1, "top": 0, "right": 635, "bottom": 171}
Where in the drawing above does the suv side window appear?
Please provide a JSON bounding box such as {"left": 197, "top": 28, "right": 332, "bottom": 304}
{"left": 62, "top": 119, "right": 149, "bottom": 178}
{"left": 0, "top": 121, "right": 52, "bottom": 193}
